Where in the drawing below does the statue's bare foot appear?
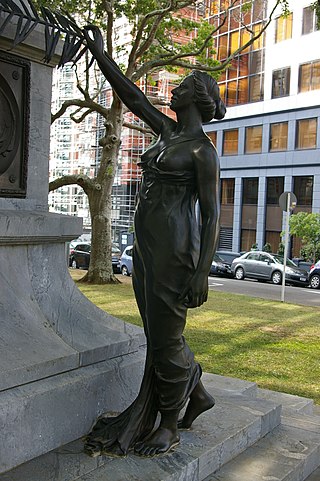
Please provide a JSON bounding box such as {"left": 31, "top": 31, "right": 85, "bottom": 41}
{"left": 134, "top": 427, "right": 180, "bottom": 457}
{"left": 178, "top": 382, "right": 215, "bottom": 429}
{"left": 84, "top": 441, "right": 102, "bottom": 457}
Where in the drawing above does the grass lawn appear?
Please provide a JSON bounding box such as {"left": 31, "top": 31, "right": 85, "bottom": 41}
{"left": 70, "top": 270, "right": 320, "bottom": 404}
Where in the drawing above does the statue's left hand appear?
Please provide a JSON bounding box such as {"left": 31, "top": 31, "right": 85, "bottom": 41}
{"left": 179, "top": 274, "right": 208, "bottom": 308}
{"left": 83, "top": 25, "right": 104, "bottom": 55}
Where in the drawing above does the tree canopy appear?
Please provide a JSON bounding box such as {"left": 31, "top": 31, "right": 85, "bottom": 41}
{"left": 289, "top": 212, "right": 320, "bottom": 262}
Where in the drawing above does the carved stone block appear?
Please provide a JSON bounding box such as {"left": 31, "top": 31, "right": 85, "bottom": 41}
{"left": 0, "top": 52, "right": 30, "bottom": 197}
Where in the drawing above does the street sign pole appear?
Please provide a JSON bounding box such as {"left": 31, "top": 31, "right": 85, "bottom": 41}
{"left": 281, "top": 192, "right": 291, "bottom": 303}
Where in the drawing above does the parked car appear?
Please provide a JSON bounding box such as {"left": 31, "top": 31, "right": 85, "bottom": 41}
{"left": 308, "top": 261, "right": 320, "bottom": 289}
{"left": 69, "top": 242, "right": 121, "bottom": 272}
{"left": 231, "top": 251, "right": 309, "bottom": 286}
{"left": 215, "top": 250, "right": 241, "bottom": 265}
{"left": 119, "top": 245, "right": 133, "bottom": 276}
{"left": 292, "top": 258, "right": 313, "bottom": 272}
{"left": 210, "top": 253, "right": 233, "bottom": 277}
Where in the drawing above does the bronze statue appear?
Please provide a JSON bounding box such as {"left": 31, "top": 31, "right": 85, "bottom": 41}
{"left": 83, "top": 26, "right": 226, "bottom": 458}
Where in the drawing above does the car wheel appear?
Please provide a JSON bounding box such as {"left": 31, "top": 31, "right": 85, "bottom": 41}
{"left": 271, "top": 271, "right": 282, "bottom": 285}
{"left": 235, "top": 267, "right": 245, "bottom": 280}
{"left": 71, "top": 258, "right": 78, "bottom": 269}
{"left": 121, "top": 265, "right": 130, "bottom": 276}
{"left": 309, "top": 274, "right": 320, "bottom": 289}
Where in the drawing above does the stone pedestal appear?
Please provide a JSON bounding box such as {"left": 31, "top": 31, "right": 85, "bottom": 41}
{"left": 0, "top": 19, "right": 144, "bottom": 474}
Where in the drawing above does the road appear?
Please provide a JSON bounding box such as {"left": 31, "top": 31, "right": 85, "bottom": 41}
{"left": 208, "top": 276, "right": 320, "bottom": 308}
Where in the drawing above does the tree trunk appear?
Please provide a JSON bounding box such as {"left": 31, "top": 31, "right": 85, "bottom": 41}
{"left": 81, "top": 100, "right": 123, "bottom": 284}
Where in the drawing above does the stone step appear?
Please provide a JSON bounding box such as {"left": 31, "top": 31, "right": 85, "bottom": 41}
{"left": 0, "top": 394, "right": 281, "bottom": 481}
{"left": 205, "top": 409, "right": 320, "bottom": 481}
{"left": 305, "top": 466, "right": 320, "bottom": 480}
{"left": 257, "top": 387, "right": 315, "bottom": 415}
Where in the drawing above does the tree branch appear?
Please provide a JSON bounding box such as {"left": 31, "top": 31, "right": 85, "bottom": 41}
{"left": 51, "top": 98, "right": 109, "bottom": 123}
{"left": 127, "top": 0, "right": 196, "bottom": 73}
{"left": 122, "top": 121, "right": 155, "bottom": 136}
{"left": 49, "top": 174, "right": 101, "bottom": 194}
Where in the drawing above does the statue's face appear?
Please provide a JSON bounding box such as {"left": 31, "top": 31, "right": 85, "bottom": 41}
{"left": 170, "top": 76, "right": 194, "bottom": 112}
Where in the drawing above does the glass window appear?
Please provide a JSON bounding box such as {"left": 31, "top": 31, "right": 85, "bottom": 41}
{"left": 269, "top": 122, "right": 288, "bottom": 151}
{"left": 226, "top": 81, "right": 237, "bottom": 106}
{"left": 243, "top": 178, "right": 259, "bottom": 204}
{"left": 241, "top": 230, "right": 257, "bottom": 252}
{"left": 223, "top": 129, "right": 239, "bottom": 155}
{"left": 252, "top": 23, "right": 264, "bottom": 49}
{"left": 275, "top": 13, "right": 293, "bottom": 43}
{"left": 247, "top": 252, "right": 260, "bottom": 261}
{"left": 293, "top": 176, "right": 313, "bottom": 206}
{"left": 302, "top": 6, "right": 319, "bottom": 35}
{"left": 249, "top": 74, "right": 264, "bottom": 102}
{"left": 207, "top": 131, "right": 217, "bottom": 146}
{"left": 267, "top": 177, "right": 284, "bottom": 204}
{"left": 296, "top": 118, "right": 317, "bottom": 149}
{"left": 238, "top": 78, "right": 249, "bottom": 103}
{"left": 245, "top": 126, "right": 263, "bottom": 153}
{"left": 272, "top": 68, "right": 291, "bottom": 98}
{"left": 250, "top": 50, "right": 264, "bottom": 74}
{"left": 221, "top": 178, "right": 235, "bottom": 204}
{"left": 299, "top": 60, "right": 320, "bottom": 92}
{"left": 218, "top": 34, "right": 228, "bottom": 59}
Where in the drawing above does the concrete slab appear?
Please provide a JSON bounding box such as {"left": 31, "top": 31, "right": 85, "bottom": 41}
{"left": 209, "top": 421, "right": 320, "bottom": 481}
{"left": 0, "top": 350, "right": 145, "bottom": 473}
{"left": 305, "top": 466, "right": 320, "bottom": 481}
{"left": 0, "top": 394, "right": 281, "bottom": 481}
{"left": 201, "top": 373, "right": 257, "bottom": 397}
{"left": 257, "top": 388, "right": 314, "bottom": 415}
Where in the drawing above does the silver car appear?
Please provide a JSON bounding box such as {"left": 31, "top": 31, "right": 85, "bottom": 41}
{"left": 231, "top": 251, "right": 309, "bottom": 286}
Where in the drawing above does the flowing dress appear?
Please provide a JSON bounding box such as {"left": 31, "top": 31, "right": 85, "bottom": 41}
{"left": 84, "top": 138, "right": 207, "bottom": 456}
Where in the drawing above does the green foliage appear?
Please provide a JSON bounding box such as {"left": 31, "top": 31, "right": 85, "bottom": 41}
{"left": 277, "top": 242, "right": 285, "bottom": 255}
{"left": 251, "top": 242, "right": 258, "bottom": 250}
{"left": 289, "top": 212, "right": 320, "bottom": 262}
{"left": 262, "top": 242, "right": 272, "bottom": 253}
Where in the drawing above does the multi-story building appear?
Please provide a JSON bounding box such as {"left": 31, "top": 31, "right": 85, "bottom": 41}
{"left": 204, "top": 0, "right": 320, "bottom": 256}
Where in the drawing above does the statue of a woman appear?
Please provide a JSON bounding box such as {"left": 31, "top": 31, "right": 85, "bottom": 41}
{"left": 83, "top": 26, "right": 226, "bottom": 458}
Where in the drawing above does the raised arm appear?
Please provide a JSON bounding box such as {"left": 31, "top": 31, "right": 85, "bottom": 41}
{"left": 83, "top": 26, "right": 169, "bottom": 135}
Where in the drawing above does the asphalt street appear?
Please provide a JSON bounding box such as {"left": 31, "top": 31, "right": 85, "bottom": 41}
{"left": 208, "top": 276, "right": 320, "bottom": 308}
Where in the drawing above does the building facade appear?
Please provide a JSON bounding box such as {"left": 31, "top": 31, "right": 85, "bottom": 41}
{"left": 204, "top": 0, "right": 320, "bottom": 256}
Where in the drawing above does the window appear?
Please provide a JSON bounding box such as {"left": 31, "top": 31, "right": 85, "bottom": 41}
{"left": 302, "top": 6, "right": 319, "bottom": 35}
{"left": 269, "top": 123, "right": 288, "bottom": 151}
{"left": 249, "top": 74, "right": 264, "bottom": 102}
{"left": 226, "top": 81, "right": 237, "bottom": 106}
{"left": 272, "top": 68, "right": 291, "bottom": 98}
{"left": 207, "top": 131, "right": 217, "bottom": 146}
{"left": 275, "top": 13, "right": 293, "bottom": 43}
{"left": 243, "top": 178, "right": 259, "bottom": 204}
{"left": 293, "top": 176, "right": 313, "bottom": 205}
{"left": 299, "top": 60, "right": 320, "bottom": 92}
{"left": 245, "top": 126, "right": 263, "bottom": 153}
{"left": 221, "top": 179, "right": 235, "bottom": 204}
{"left": 247, "top": 252, "right": 260, "bottom": 261}
{"left": 223, "top": 129, "right": 238, "bottom": 155}
{"left": 267, "top": 177, "right": 284, "bottom": 204}
{"left": 296, "top": 118, "right": 317, "bottom": 149}
{"left": 260, "top": 253, "right": 271, "bottom": 263}
{"left": 241, "top": 229, "right": 256, "bottom": 252}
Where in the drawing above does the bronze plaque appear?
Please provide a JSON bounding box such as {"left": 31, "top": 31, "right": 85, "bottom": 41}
{"left": 0, "top": 52, "right": 30, "bottom": 197}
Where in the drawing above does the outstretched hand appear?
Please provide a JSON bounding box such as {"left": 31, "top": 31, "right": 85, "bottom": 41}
{"left": 83, "top": 25, "right": 104, "bottom": 56}
{"left": 179, "top": 274, "right": 208, "bottom": 308}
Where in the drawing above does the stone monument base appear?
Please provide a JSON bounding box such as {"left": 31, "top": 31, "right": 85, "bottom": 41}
{"left": 0, "top": 210, "right": 145, "bottom": 473}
